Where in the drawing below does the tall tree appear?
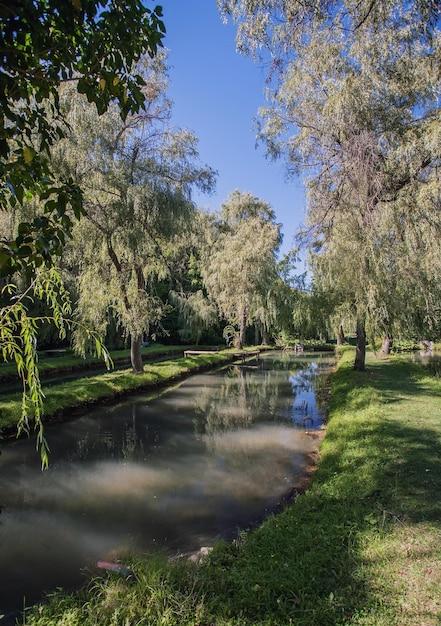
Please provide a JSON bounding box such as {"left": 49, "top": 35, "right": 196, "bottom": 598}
{"left": 202, "top": 191, "right": 281, "bottom": 347}
{"left": 169, "top": 214, "right": 221, "bottom": 344}
{"left": 58, "top": 62, "right": 215, "bottom": 372}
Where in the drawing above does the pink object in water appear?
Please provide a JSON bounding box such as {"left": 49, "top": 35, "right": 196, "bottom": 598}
{"left": 96, "top": 561, "right": 132, "bottom": 577}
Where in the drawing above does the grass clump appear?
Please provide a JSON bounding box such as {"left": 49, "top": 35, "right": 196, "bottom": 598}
{"left": 22, "top": 350, "right": 441, "bottom": 625}
{"left": 25, "top": 557, "right": 205, "bottom": 626}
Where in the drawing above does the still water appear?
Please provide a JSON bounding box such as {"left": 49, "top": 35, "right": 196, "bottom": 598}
{"left": 0, "top": 351, "right": 332, "bottom": 616}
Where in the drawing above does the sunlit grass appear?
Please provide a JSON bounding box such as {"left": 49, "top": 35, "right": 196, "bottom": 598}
{"left": 0, "top": 344, "right": 193, "bottom": 381}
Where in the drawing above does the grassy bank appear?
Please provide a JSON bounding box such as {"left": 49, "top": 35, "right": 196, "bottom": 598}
{"left": 23, "top": 349, "right": 441, "bottom": 626}
{"left": 0, "top": 344, "right": 195, "bottom": 384}
{"left": 0, "top": 350, "right": 243, "bottom": 431}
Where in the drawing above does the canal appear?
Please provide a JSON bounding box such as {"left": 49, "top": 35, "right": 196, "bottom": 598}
{"left": 0, "top": 350, "right": 333, "bottom": 617}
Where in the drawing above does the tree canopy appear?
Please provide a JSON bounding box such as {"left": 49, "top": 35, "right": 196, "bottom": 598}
{"left": 56, "top": 58, "right": 215, "bottom": 372}
{"left": 0, "top": 0, "right": 165, "bottom": 274}
{"left": 202, "top": 191, "right": 282, "bottom": 347}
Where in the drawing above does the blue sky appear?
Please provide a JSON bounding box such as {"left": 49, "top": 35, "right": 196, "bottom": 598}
{"left": 158, "top": 0, "right": 306, "bottom": 256}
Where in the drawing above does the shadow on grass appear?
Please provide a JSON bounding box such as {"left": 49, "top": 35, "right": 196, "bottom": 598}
{"left": 195, "top": 355, "right": 441, "bottom": 625}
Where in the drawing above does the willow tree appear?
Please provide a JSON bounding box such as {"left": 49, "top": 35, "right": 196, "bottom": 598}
{"left": 369, "top": 199, "right": 441, "bottom": 353}
{"left": 168, "top": 214, "right": 221, "bottom": 344}
{"left": 290, "top": 284, "right": 337, "bottom": 343}
{"left": 248, "top": 251, "right": 301, "bottom": 345}
{"left": 202, "top": 191, "right": 281, "bottom": 347}
{"left": 219, "top": 0, "right": 440, "bottom": 369}
{"left": 57, "top": 60, "right": 215, "bottom": 372}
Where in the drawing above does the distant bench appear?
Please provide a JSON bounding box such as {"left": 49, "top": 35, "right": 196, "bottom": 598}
{"left": 183, "top": 349, "right": 220, "bottom": 357}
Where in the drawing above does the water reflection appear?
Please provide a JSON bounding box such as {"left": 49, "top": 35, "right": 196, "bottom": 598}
{"left": 412, "top": 350, "right": 441, "bottom": 377}
{"left": 0, "top": 351, "right": 332, "bottom": 615}
{"left": 193, "top": 365, "right": 293, "bottom": 435}
{"left": 193, "top": 352, "right": 332, "bottom": 436}
{"left": 290, "top": 359, "right": 332, "bottom": 428}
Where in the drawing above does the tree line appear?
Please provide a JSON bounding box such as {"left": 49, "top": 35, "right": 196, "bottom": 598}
{"left": 1, "top": 53, "right": 300, "bottom": 364}
{"left": 220, "top": 0, "right": 440, "bottom": 370}
{"left": 1, "top": 1, "right": 440, "bottom": 460}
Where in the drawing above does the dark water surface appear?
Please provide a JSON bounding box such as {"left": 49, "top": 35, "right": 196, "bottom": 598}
{"left": 0, "top": 351, "right": 333, "bottom": 616}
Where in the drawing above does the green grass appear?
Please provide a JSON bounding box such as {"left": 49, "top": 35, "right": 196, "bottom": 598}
{"left": 0, "top": 351, "right": 238, "bottom": 430}
{"left": 23, "top": 350, "right": 441, "bottom": 625}
{"left": 0, "top": 344, "right": 195, "bottom": 382}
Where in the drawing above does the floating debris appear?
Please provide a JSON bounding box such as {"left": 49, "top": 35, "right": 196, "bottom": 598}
{"left": 96, "top": 561, "right": 133, "bottom": 578}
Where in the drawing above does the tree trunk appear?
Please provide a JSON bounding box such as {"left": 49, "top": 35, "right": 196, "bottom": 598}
{"left": 107, "top": 239, "right": 145, "bottom": 374}
{"left": 238, "top": 307, "right": 246, "bottom": 348}
{"left": 381, "top": 335, "right": 393, "bottom": 355}
{"left": 254, "top": 324, "right": 260, "bottom": 346}
{"left": 237, "top": 306, "right": 247, "bottom": 348}
{"left": 131, "top": 334, "right": 143, "bottom": 373}
{"left": 262, "top": 327, "right": 269, "bottom": 345}
{"left": 354, "top": 317, "right": 366, "bottom": 371}
{"left": 238, "top": 324, "right": 245, "bottom": 348}
{"left": 336, "top": 325, "right": 345, "bottom": 346}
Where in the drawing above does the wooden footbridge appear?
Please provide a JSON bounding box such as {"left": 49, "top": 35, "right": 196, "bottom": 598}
{"left": 183, "top": 349, "right": 261, "bottom": 362}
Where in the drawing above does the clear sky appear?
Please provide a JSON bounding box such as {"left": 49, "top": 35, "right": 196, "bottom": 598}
{"left": 158, "top": 0, "right": 306, "bottom": 256}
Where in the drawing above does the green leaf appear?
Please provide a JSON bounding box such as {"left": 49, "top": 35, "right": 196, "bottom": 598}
{"left": 23, "top": 146, "right": 35, "bottom": 164}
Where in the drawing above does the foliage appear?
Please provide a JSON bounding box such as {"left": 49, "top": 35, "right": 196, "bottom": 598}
{"left": 202, "top": 191, "right": 281, "bottom": 346}
{"left": 219, "top": 0, "right": 441, "bottom": 368}
{"left": 0, "top": 267, "right": 110, "bottom": 465}
{"left": 291, "top": 286, "right": 334, "bottom": 341}
{"left": 165, "top": 217, "right": 224, "bottom": 344}
{"left": 222, "top": 323, "right": 239, "bottom": 347}
{"left": 55, "top": 60, "right": 215, "bottom": 371}
{"left": 170, "top": 289, "right": 218, "bottom": 344}
{"left": 0, "top": 0, "right": 165, "bottom": 273}
{"left": 274, "top": 333, "right": 335, "bottom": 352}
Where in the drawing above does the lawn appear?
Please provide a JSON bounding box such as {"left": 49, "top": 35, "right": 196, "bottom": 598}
{"left": 0, "top": 344, "right": 195, "bottom": 383}
{"left": 23, "top": 349, "right": 441, "bottom": 625}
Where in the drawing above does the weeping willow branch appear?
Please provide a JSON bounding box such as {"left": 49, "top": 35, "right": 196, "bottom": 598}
{"left": 0, "top": 267, "right": 112, "bottom": 468}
